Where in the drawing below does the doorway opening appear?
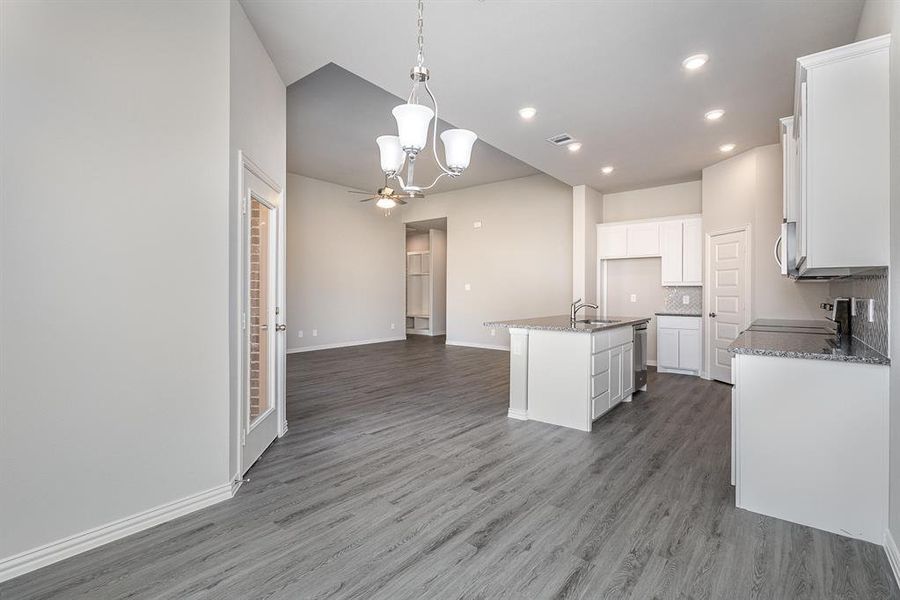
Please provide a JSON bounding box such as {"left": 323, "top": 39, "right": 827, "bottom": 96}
{"left": 405, "top": 218, "right": 447, "bottom": 337}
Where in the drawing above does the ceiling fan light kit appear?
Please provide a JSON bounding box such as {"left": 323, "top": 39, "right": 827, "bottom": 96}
{"left": 375, "top": 0, "right": 477, "bottom": 202}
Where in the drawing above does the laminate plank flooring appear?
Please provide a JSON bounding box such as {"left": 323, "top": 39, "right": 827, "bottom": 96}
{"left": 3, "top": 335, "right": 898, "bottom": 599}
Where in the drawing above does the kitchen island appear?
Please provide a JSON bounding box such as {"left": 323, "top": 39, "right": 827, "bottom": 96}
{"left": 485, "top": 315, "right": 650, "bottom": 431}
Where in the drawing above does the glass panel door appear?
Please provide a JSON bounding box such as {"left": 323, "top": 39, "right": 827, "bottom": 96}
{"left": 249, "top": 197, "right": 272, "bottom": 426}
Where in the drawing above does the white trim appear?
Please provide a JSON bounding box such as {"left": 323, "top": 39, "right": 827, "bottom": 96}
{"left": 0, "top": 482, "right": 233, "bottom": 583}
{"left": 596, "top": 212, "right": 702, "bottom": 228}
{"left": 885, "top": 529, "right": 900, "bottom": 588}
{"left": 445, "top": 340, "right": 510, "bottom": 351}
{"left": 287, "top": 336, "right": 406, "bottom": 353}
{"left": 647, "top": 359, "right": 657, "bottom": 367}
{"left": 507, "top": 408, "right": 528, "bottom": 420}
{"left": 241, "top": 152, "right": 282, "bottom": 194}
{"left": 798, "top": 33, "right": 890, "bottom": 70}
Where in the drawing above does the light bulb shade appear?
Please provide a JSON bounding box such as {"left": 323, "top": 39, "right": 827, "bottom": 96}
{"left": 392, "top": 103, "right": 434, "bottom": 152}
{"left": 375, "top": 135, "right": 405, "bottom": 174}
{"left": 376, "top": 197, "right": 397, "bottom": 209}
{"left": 440, "top": 129, "right": 477, "bottom": 171}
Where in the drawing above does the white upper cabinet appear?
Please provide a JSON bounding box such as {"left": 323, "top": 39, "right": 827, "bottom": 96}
{"left": 681, "top": 218, "right": 702, "bottom": 285}
{"left": 598, "top": 224, "right": 627, "bottom": 259}
{"left": 789, "top": 35, "right": 890, "bottom": 275}
{"left": 598, "top": 215, "right": 701, "bottom": 286}
{"left": 625, "top": 223, "right": 660, "bottom": 257}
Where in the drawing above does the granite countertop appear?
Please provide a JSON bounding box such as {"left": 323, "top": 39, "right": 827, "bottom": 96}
{"left": 484, "top": 315, "right": 651, "bottom": 333}
{"left": 729, "top": 327, "right": 889, "bottom": 366}
{"left": 655, "top": 312, "right": 702, "bottom": 317}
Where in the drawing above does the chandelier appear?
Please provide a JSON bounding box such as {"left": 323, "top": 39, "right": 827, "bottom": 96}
{"left": 374, "top": 0, "right": 477, "bottom": 202}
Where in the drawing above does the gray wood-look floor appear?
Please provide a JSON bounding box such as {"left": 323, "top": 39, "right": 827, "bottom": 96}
{"left": 3, "top": 336, "right": 898, "bottom": 599}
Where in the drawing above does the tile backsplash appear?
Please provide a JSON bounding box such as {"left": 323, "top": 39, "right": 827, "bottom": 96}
{"left": 828, "top": 268, "right": 889, "bottom": 357}
{"left": 663, "top": 286, "right": 703, "bottom": 314}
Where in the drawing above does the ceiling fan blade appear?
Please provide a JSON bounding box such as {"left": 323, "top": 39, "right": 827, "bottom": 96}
{"left": 348, "top": 190, "right": 371, "bottom": 195}
{"left": 397, "top": 199, "right": 409, "bottom": 205}
{"left": 358, "top": 197, "right": 376, "bottom": 203}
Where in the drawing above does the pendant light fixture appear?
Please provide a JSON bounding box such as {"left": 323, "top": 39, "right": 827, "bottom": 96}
{"left": 375, "top": 0, "right": 477, "bottom": 199}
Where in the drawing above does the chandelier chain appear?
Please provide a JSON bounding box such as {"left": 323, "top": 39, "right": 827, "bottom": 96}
{"left": 416, "top": 0, "right": 425, "bottom": 67}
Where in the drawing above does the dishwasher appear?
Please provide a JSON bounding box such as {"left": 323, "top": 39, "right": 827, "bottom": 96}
{"left": 633, "top": 322, "right": 648, "bottom": 391}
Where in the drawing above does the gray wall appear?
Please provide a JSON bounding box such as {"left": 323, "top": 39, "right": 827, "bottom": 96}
{"left": 228, "top": 0, "right": 286, "bottom": 480}
{"left": 285, "top": 174, "right": 406, "bottom": 351}
{"left": 403, "top": 174, "right": 573, "bottom": 349}
{"left": 856, "top": 0, "right": 893, "bottom": 40}
{"left": 0, "top": 0, "right": 231, "bottom": 559}
{"left": 602, "top": 180, "right": 701, "bottom": 222}
{"left": 702, "top": 144, "right": 828, "bottom": 322}
{"left": 572, "top": 185, "right": 603, "bottom": 305}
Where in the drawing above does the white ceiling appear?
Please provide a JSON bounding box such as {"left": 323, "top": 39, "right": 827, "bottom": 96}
{"left": 287, "top": 63, "right": 538, "bottom": 194}
{"left": 242, "top": 0, "right": 864, "bottom": 193}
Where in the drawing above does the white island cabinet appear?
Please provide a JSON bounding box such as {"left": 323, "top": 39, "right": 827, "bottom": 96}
{"left": 487, "top": 316, "right": 649, "bottom": 432}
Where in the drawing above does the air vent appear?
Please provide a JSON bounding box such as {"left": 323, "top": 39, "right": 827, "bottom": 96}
{"left": 546, "top": 133, "right": 575, "bottom": 146}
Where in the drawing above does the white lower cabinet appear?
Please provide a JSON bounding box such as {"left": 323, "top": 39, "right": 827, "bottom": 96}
{"left": 656, "top": 316, "right": 701, "bottom": 376}
{"left": 733, "top": 353, "right": 888, "bottom": 544}
{"left": 524, "top": 325, "right": 639, "bottom": 432}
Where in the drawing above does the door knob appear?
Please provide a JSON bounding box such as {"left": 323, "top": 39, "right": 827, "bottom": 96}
{"left": 275, "top": 324, "right": 287, "bottom": 332}
{"left": 709, "top": 312, "right": 717, "bottom": 318}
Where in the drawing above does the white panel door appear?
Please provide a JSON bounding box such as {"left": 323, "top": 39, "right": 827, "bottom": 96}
{"left": 659, "top": 220, "right": 683, "bottom": 284}
{"left": 626, "top": 223, "right": 660, "bottom": 257}
{"left": 707, "top": 229, "right": 748, "bottom": 383}
{"left": 657, "top": 328, "right": 679, "bottom": 369}
{"left": 682, "top": 218, "right": 703, "bottom": 284}
{"left": 598, "top": 224, "right": 627, "bottom": 258}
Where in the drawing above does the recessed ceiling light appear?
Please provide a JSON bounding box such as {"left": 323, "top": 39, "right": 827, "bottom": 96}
{"left": 518, "top": 106, "right": 537, "bottom": 120}
{"left": 705, "top": 109, "right": 725, "bottom": 121}
{"left": 601, "top": 166, "right": 614, "bottom": 175}
{"left": 682, "top": 53, "right": 709, "bottom": 71}
{"left": 567, "top": 142, "right": 582, "bottom": 152}
{"left": 719, "top": 143, "right": 736, "bottom": 153}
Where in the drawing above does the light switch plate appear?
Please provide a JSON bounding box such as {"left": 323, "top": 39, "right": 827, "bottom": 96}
{"left": 473, "top": 221, "right": 483, "bottom": 230}
{"left": 312, "top": 329, "right": 318, "bottom": 337}
{"left": 630, "top": 294, "right": 637, "bottom": 303}
{"left": 298, "top": 330, "right": 303, "bottom": 338}
{"left": 682, "top": 295, "right": 690, "bottom": 305}
{"left": 464, "top": 283, "right": 471, "bottom": 291}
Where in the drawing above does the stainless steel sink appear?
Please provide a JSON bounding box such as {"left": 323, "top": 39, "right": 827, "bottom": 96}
{"left": 576, "top": 319, "right": 621, "bottom": 325}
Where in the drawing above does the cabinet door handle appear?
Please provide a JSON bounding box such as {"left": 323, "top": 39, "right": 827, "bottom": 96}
{"left": 773, "top": 234, "right": 783, "bottom": 268}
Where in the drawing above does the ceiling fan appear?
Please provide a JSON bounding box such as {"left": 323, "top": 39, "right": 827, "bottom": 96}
{"left": 348, "top": 179, "right": 407, "bottom": 213}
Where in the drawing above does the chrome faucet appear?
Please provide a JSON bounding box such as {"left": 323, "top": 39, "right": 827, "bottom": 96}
{"left": 570, "top": 298, "right": 599, "bottom": 322}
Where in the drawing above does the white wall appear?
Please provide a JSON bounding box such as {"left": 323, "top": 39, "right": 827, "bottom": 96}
{"left": 602, "top": 180, "right": 701, "bottom": 223}
{"left": 0, "top": 0, "right": 231, "bottom": 566}
{"left": 856, "top": 0, "right": 893, "bottom": 40}
{"left": 887, "top": 0, "right": 900, "bottom": 560}
{"left": 702, "top": 144, "right": 828, "bottom": 322}
{"left": 403, "top": 174, "right": 573, "bottom": 349}
{"left": 572, "top": 185, "right": 603, "bottom": 305}
{"left": 228, "top": 0, "right": 286, "bottom": 481}
{"left": 605, "top": 259, "right": 667, "bottom": 362}
{"left": 286, "top": 174, "right": 406, "bottom": 351}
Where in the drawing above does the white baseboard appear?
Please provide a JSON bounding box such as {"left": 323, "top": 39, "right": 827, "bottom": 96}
{"left": 647, "top": 359, "right": 658, "bottom": 367}
{"left": 0, "top": 482, "right": 234, "bottom": 584}
{"left": 507, "top": 408, "right": 528, "bottom": 420}
{"left": 445, "top": 340, "right": 510, "bottom": 351}
{"left": 885, "top": 528, "right": 900, "bottom": 589}
{"left": 287, "top": 335, "right": 406, "bottom": 354}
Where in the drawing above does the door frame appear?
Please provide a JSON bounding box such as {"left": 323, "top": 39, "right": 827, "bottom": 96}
{"left": 703, "top": 224, "right": 752, "bottom": 382}
{"left": 235, "top": 151, "right": 286, "bottom": 481}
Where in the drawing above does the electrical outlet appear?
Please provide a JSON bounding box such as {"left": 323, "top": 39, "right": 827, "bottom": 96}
{"left": 630, "top": 294, "right": 637, "bottom": 303}
{"left": 312, "top": 329, "right": 318, "bottom": 337}
{"left": 390, "top": 323, "right": 396, "bottom": 330}
{"left": 491, "top": 328, "right": 496, "bottom": 336}
{"left": 473, "top": 220, "right": 483, "bottom": 230}
{"left": 298, "top": 330, "right": 303, "bottom": 338}
{"left": 464, "top": 283, "right": 471, "bottom": 291}
{"left": 682, "top": 295, "right": 690, "bottom": 305}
